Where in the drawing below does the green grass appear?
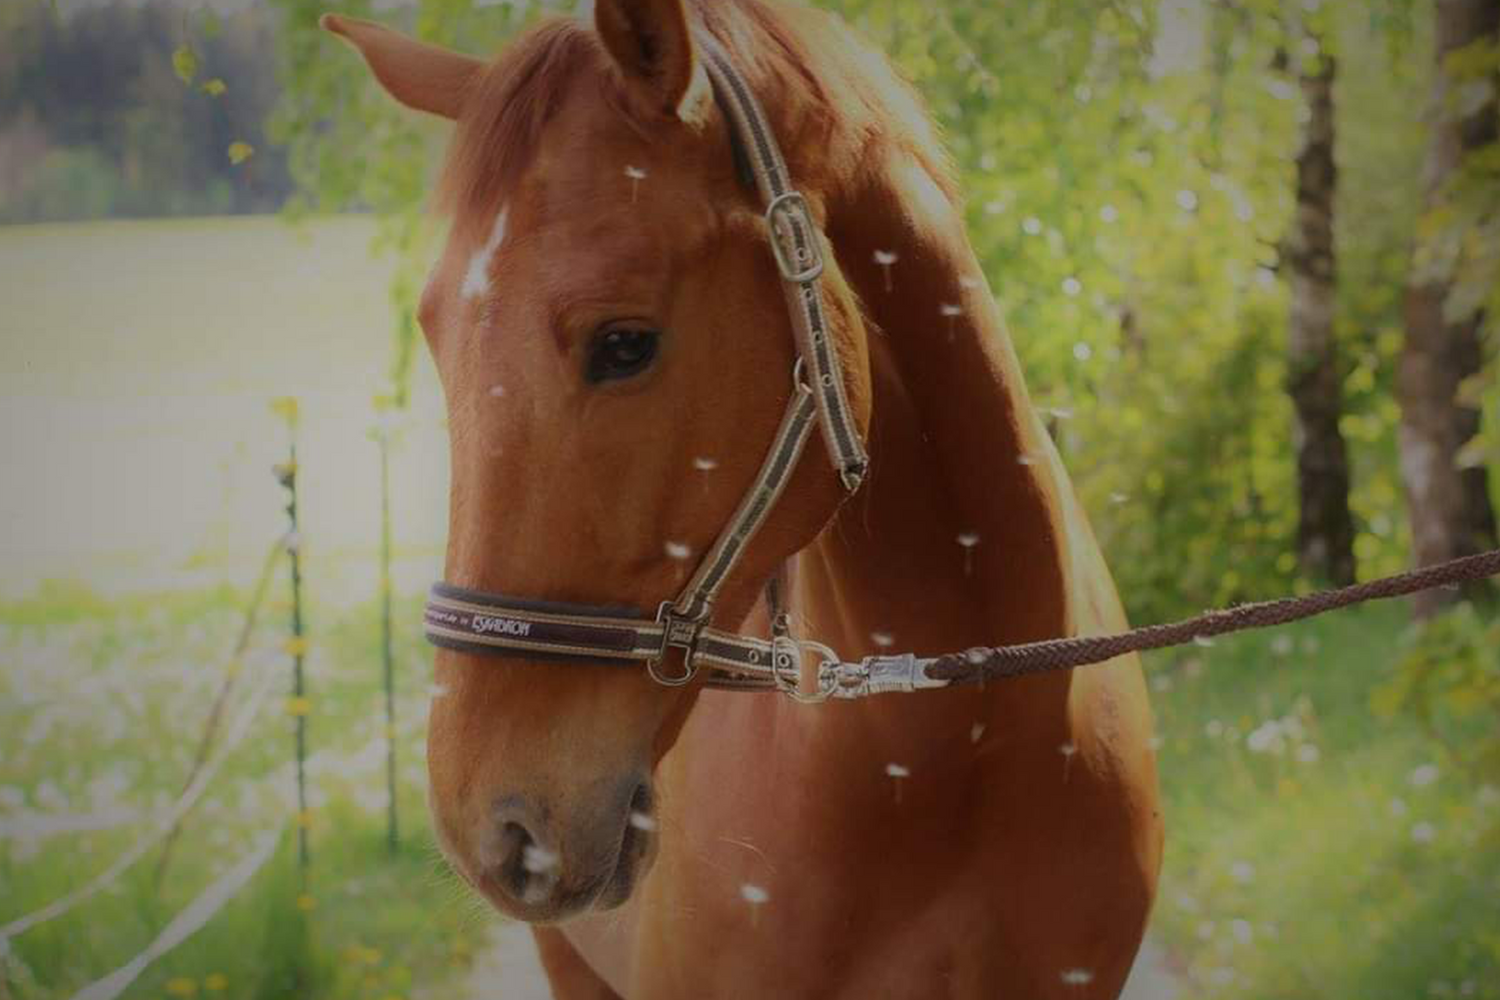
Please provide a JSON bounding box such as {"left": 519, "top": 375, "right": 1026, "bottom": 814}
{"left": 1149, "top": 602, "right": 1500, "bottom": 999}
{"left": 0, "top": 580, "right": 500, "bottom": 1000}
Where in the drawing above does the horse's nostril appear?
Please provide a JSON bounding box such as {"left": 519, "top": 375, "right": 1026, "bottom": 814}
{"left": 491, "top": 817, "right": 558, "bottom": 904}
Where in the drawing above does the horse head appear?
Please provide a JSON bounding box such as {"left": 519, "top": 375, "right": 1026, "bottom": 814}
{"left": 326, "top": 0, "right": 872, "bottom": 923}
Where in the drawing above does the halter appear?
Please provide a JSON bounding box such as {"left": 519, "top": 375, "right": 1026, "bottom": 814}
{"left": 423, "top": 34, "right": 946, "bottom": 702}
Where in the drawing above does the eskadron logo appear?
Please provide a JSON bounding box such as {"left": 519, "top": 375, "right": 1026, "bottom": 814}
{"left": 471, "top": 615, "right": 533, "bottom": 637}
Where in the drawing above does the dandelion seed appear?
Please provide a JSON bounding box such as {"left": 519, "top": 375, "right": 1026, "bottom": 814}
{"left": 870, "top": 631, "right": 895, "bottom": 648}
{"left": 1193, "top": 634, "right": 1216, "bottom": 648}
{"left": 1231, "top": 919, "right": 1253, "bottom": 944}
{"left": 1176, "top": 189, "right": 1199, "bottom": 212}
{"left": 665, "top": 541, "right": 692, "bottom": 561}
{"left": 1023, "top": 217, "right": 1044, "bottom": 235}
{"left": 1411, "top": 821, "right": 1436, "bottom": 844}
{"left": 624, "top": 165, "right": 648, "bottom": 203}
{"left": 629, "top": 811, "right": 657, "bottom": 832}
{"left": 970, "top": 722, "right": 986, "bottom": 744}
{"left": 964, "top": 648, "right": 986, "bottom": 665}
{"left": 1016, "top": 453, "right": 1036, "bottom": 466}
{"left": 522, "top": 844, "right": 559, "bottom": 874}
{"left": 740, "top": 883, "right": 769, "bottom": 904}
{"left": 488, "top": 385, "right": 506, "bottom": 398}
{"left": 1389, "top": 797, "right": 1408, "bottom": 817}
{"left": 1109, "top": 492, "right": 1129, "bottom": 504}
{"left": 873, "top": 249, "right": 899, "bottom": 292}
{"left": 1059, "top": 742, "right": 1077, "bottom": 758}
{"left": 959, "top": 275, "right": 981, "bottom": 290}
{"left": 1072, "top": 342, "right": 1093, "bottom": 362}
{"left": 940, "top": 302, "right": 963, "bottom": 341}
{"left": 1270, "top": 634, "right": 1294, "bottom": 656}
{"left": 1099, "top": 204, "right": 1119, "bottom": 224}
{"left": 956, "top": 531, "right": 981, "bottom": 576}
{"left": 1061, "top": 276, "right": 1082, "bottom": 297}
{"left": 1060, "top": 968, "right": 1093, "bottom": 986}
{"left": 1410, "top": 764, "right": 1440, "bottom": 787}
{"left": 1231, "top": 861, "right": 1254, "bottom": 884}
{"left": 886, "top": 762, "right": 910, "bottom": 803}
{"left": 692, "top": 456, "right": 718, "bottom": 472}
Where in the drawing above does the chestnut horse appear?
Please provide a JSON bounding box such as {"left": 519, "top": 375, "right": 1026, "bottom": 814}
{"left": 326, "top": 0, "right": 1161, "bottom": 996}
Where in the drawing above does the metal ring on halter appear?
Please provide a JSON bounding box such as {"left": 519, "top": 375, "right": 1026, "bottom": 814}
{"left": 649, "top": 601, "right": 707, "bottom": 687}
{"left": 772, "top": 637, "right": 840, "bottom": 704}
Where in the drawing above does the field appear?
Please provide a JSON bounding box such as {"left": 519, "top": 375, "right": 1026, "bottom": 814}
{"left": 1, "top": 217, "right": 1496, "bottom": 998}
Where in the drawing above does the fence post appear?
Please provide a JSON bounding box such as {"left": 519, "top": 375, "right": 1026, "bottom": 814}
{"left": 373, "top": 397, "right": 399, "bottom": 853}
{"left": 272, "top": 397, "right": 310, "bottom": 886}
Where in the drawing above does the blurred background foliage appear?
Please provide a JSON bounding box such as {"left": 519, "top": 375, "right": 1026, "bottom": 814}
{"left": 2, "top": 0, "right": 1498, "bottom": 996}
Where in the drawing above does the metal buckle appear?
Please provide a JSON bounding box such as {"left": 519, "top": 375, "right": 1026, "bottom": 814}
{"left": 649, "top": 602, "right": 707, "bottom": 687}
{"left": 765, "top": 191, "right": 825, "bottom": 283}
{"left": 771, "top": 636, "right": 840, "bottom": 704}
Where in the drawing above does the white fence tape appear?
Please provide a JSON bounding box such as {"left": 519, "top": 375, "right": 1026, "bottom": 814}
{"left": 0, "top": 660, "right": 280, "bottom": 938}
{"left": 68, "top": 826, "right": 283, "bottom": 1000}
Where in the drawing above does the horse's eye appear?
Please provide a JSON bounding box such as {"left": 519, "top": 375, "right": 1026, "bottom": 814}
{"left": 586, "top": 324, "right": 659, "bottom": 384}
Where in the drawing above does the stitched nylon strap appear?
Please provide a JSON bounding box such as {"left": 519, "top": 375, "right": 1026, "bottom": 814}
{"left": 696, "top": 30, "right": 868, "bottom": 492}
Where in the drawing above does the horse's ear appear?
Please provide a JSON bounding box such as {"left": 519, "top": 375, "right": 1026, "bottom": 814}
{"left": 592, "top": 0, "right": 705, "bottom": 121}
{"left": 321, "top": 14, "right": 483, "bottom": 121}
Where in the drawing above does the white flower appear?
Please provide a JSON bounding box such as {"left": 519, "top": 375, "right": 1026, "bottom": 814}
{"left": 1411, "top": 821, "right": 1436, "bottom": 844}
{"left": 1230, "top": 919, "right": 1253, "bottom": 944}
{"left": 1410, "top": 764, "right": 1440, "bottom": 787}
{"left": 1230, "top": 861, "right": 1254, "bottom": 884}
{"left": 1061, "top": 277, "right": 1082, "bottom": 297}
{"left": 1072, "top": 342, "right": 1093, "bottom": 362}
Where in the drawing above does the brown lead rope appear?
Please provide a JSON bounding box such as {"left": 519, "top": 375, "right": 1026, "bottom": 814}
{"left": 924, "top": 549, "right": 1500, "bottom": 687}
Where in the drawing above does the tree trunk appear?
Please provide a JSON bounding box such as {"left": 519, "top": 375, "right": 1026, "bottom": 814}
{"left": 1396, "top": 0, "right": 1500, "bottom": 618}
{"left": 1287, "top": 41, "right": 1356, "bottom": 586}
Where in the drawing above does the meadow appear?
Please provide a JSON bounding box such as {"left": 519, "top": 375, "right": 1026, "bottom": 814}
{"left": 1, "top": 217, "right": 1496, "bottom": 998}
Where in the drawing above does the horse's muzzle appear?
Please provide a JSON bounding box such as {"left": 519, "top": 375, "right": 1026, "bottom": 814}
{"left": 471, "top": 777, "right": 656, "bottom": 923}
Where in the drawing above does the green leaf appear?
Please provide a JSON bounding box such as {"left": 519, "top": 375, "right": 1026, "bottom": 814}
{"left": 172, "top": 44, "right": 197, "bottom": 85}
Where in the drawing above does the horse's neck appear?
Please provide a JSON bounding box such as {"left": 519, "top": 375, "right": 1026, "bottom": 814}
{"left": 792, "top": 157, "right": 1077, "bottom": 751}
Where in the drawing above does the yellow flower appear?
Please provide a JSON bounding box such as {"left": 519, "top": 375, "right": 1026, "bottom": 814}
{"left": 165, "top": 977, "right": 198, "bottom": 997}
{"left": 201, "top": 78, "right": 226, "bottom": 97}
{"left": 296, "top": 893, "right": 316, "bottom": 911}
{"left": 228, "top": 141, "right": 255, "bottom": 165}
{"left": 285, "top": 695, "right": 312, "bottom": 716}
{"left": 284, "top": 637, "right": 310, "bottom": 658}
{"left": 204, "top": 974, "right": 229, "bottom": 992}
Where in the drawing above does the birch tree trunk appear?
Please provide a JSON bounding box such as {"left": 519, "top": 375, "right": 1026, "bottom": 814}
{"left": 1287, "top": 40, "right": 1356, "bottom": 586}
{"left": 1396, "top": 0, "right": 1499, "bottom": 617}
